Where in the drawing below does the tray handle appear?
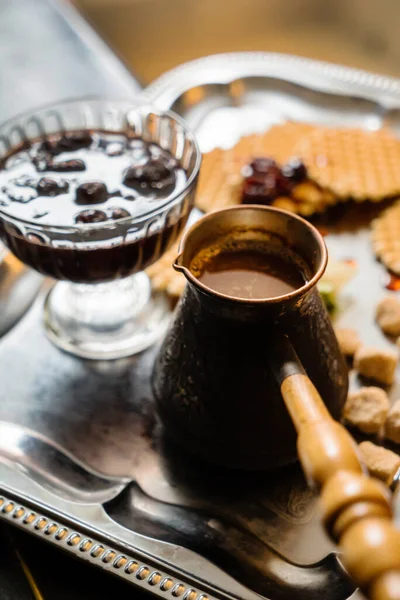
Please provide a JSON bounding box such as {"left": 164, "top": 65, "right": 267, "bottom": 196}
{"left": 272, "top": 335, "right": 400, "bottom": 600}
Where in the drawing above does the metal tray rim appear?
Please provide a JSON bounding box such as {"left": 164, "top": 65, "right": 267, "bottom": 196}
{"left": 140, "top": 51, "right": 400, "bottom": 109}
{"left": 0, "top": 476, "right": 225, "bottom": 600}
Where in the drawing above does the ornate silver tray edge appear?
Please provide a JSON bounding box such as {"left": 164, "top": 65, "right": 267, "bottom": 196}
{"left": 0, "top": 463, "right": 250, "bottom": 600}
{"left": 140, "top": 51, "right": 400, "bottom": 109}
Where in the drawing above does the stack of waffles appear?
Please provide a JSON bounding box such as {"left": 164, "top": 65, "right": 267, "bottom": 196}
{"left": 148, "top": 122, "right": 400, "bottom": 296}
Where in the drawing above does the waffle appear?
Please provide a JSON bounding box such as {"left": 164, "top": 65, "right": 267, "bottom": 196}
{"left": 227, "top": 122, "right": 316, "bottom": 165}
{"left": 195, "top": 147, "right": 242, "bottom": 213}
{"left": 295, "top": 127, "right": 400, "bottom": 201}
{"left": 371, "top": 200, "right": 400, "bottom": 275}
{"left": 146, "top": 240, "right": 184, "bottom": 299}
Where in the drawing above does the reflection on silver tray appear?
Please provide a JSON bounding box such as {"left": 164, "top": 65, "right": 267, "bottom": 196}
{"left": 1, "top": 53, "right": 400, "bottom": 600}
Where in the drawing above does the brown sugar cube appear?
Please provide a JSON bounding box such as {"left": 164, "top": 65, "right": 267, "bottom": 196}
{"left": 358, "top": 441, "right": 400, "bottom": 486}
{"left": 385, "top": 400, "right": 400, "bottom": 444}
{"left": 343, "top": 387, "right": 390, "bottom": 433}
{"left": 335, "top": 327, "right": 361, "bottom": 357}
{"left": 376, "top": 295, "right": 400, "bottom": 336}
{"left": 354, "top": 345, "right": 398, "bottom": 386}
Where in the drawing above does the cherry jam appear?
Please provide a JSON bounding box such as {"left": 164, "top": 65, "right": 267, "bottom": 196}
{"left": 0, "top": 131, "right": 189, "bottom": 282}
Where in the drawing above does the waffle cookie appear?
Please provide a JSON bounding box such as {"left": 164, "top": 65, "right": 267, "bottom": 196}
{"left": 195, "top": 147, "right": 242, "bottom": 213}
{"left": 295, "top": 127, "right": 400, "bottom": 201}
{"left": 146, "top": 240, "right": 184, "bottom": 299}
{"left": 227, "top": 122, "right": 316, "bottom": 166}
{"left": 371, "top": 200, "right": 400, "bottom": 276}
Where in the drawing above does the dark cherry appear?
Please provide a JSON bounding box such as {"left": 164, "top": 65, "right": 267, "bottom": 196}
{"left": 247, "top": 158, "right": 284, "bottom": 186}
{"left": 75, "top": 181, "right": 108, "bottom": 205}
{"left": 242, "top": 178, "right": 271, "bottom": 204}
{"left": 241, "top": 154, "right": 302, "bottom": 206}
{"left": 276, "top": 173, "right": 294, "bottom": 196}
{"left": 40, "top": 132, "right": 92, "bottom": 155}
{"left": 250, "top": 157, "right": 278, "bottom": 175}
{"left": 45, "top": 159, "right": 86, "bottom": 173}
{"left": 109, "top": 208, "right": 130, "bottom": 220}
{"left": 34, "top": 157, "right": 86, "bottom": 173}
{"left": 281, "top": 158, "right": 308, "bottom": 183}
{"left": 57, "top": 132, "right": 92, "bottom": 152}
{"left": 123, "top": 159, "right": 176, "bottom": 194}
{"left": 242, "top": 168, "right": 291, "bottom": 204}
{"left": 36, "top": 177, "right": 69, "bottom": 196}
{"left": 75, "top": 209, "right": 107, "bottom": 224}
{"left": 264, "top": 172, "right": 287, "bottom": 198}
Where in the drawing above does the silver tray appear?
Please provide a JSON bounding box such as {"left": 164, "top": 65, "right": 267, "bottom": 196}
{"left": 1, "top": 53, "right": 400, "bottom": 600}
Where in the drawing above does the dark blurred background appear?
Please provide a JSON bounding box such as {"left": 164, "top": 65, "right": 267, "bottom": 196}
{"left": 75, "top": 0, "right": 400, "bottom": 84}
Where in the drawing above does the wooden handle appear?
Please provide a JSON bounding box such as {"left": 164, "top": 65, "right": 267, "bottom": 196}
{"left": 281, "top": 373, "right": 400, "bottom": 600}
{"left": 272, "top": 337, "right": 400, "bottom": 600}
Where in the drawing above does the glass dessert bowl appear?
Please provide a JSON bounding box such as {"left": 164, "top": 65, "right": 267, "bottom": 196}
{"left": 0, "top": 99, "right": 201, "bottom": 359}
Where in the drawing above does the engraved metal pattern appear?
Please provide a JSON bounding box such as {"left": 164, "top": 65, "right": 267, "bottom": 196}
{"left": 0, "top": 494, "right": 213, "bottom": 600}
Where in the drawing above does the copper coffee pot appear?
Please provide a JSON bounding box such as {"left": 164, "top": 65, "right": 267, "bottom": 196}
{"left": 153, "top": 205, "right": 400, "bottom": 600}
{"left": 153, "top": 205, "right": 348, "bottom": 469}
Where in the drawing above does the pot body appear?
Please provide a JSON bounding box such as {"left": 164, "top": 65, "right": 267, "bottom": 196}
{"left": 153, "top": 282, "right": 348, "bottom": 470}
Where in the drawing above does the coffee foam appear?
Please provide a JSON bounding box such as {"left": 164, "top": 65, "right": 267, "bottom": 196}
{"left": 188, "top": 228, "right": 312, "bottom": 284}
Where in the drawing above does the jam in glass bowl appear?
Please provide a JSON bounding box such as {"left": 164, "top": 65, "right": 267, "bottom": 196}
{"left": 0, "top": 99, "right": 201, "bottom": 359}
